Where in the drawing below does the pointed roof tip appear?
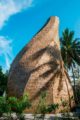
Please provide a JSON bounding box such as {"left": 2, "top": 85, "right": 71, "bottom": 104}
{"left": 34, "top": 16, "right": 59, "bottom": 35}
{"left": 55, "top": 16, "right": 59, "bottom": 21}
{"left": 50, "top": 16, "right": 59, "bottom": 20}
{"left": 49, "top": 16, "right": 59, "bottom": 24}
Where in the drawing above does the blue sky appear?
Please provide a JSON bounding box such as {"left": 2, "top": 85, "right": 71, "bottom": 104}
{"left": 0, "top": 0, "right": 80, "bottom": 71}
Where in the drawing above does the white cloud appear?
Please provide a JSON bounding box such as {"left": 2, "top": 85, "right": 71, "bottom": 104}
{"left": 0, "top": 0, "right": 33, "bottom": 29}
{"left": 0, "top": 36, "right": 13, "bottom": 70}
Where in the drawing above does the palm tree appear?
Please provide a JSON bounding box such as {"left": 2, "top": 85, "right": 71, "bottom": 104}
{"left": 60, "top": 28, "right": 80, "bottom": 99}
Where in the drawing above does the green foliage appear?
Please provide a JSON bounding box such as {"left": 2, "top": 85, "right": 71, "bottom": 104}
{"left": 60, "top": 28, "right": 80, "bottom": 101}
{"left": 60, "top": 98, "right": 68, "bottom": 108}
{"left": 0, "top": 66, "right": 8, "bottom": 96}
{"left": 0, "top": 94, "right": 31, "bottom": 119}
{"left": 0, "top": 96, "right": 11, "bottom": 117}
{"left": 8, "top": 94, "right": 31, "bottom": 120}
{"left": 8, "top": 94, "right": 31, "bottom": 114}
{"left": 60, "top": 98, "right": 74, "bottom": 113}
{"left": 36, "top": 92, "right": 47, "bottom": 114}
{"left": 36, "top": 92, "right": 58, "bottom": 114}
{"left": 60, "top": 28, "right": 80, "bottom": 69}
{"left": 34, "top": 92, "right": 59, "bottom": 120}
{"left": 46, "top": 104, "right": 59, "bottom": 113}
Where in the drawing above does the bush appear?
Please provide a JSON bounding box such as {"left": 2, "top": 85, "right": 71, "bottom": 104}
{"left": 0, "top": 94, "right": 31, "bottom": 119}
{"left": 0, "top": 96, "right": 11, "bottom": 117}
{"left": 46, "top": 104, "right": 59, "bottom": 113}
{"left": 8, "top": 94, "right": 31, "bottom": 114}
{"left": 0, "top": 66, "right": 8, "bottom": 96}
{"left": 35, "top": 92, "right": 59, "bottom": 120}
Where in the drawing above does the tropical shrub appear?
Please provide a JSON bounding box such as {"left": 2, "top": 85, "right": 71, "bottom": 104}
{"left": 35, "top": 92, "right": 59, "bottom": 120}
{"left": 0, "top": 94, "right": 31, "bottom": 120}
{"left": 8, "top": 94, "right": 31, "bottom": 119}
{"left": 0, "top": 96, "right": 10, "bottom": 117}
{"left": 46, "top": 104, "right": 59, "bottom": 113}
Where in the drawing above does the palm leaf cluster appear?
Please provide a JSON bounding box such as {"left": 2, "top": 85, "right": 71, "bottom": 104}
{"left": 60, "top": 28, "right": 80, "bottom": 69}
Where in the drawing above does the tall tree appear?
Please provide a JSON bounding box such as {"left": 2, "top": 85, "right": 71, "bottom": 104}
{"left": 60, "top": 28, "right": 80, "bottom": 99}
{"left": 0, "top": 66, "right": 8, "bottom": 96}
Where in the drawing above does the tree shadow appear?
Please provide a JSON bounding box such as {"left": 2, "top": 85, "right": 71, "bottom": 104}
{"left": 30, "top": 68, "right": 60, "bottom": 102}
{"left": 8, "top": 45, "right": 73, "bottom": 110}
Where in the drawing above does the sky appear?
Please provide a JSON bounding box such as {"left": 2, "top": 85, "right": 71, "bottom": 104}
{"left": 0, "top": 0, "right": 80, "bottom": 71}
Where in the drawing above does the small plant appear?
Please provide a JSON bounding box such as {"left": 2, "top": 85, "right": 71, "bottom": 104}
{"left": 37, "top": 92, "right": 47, "bottom": 114}
{"left": 0, "top": 94, "right": 31, "bottom": 120}
{"left": 0, "top": 96, "right": 11, "bottom": 120}
{"left": 35, "top": 92, "right": 59, "bottom": 120}
{"left": 60, "top": 98, "right": 69, "bottom": 113}
{"left": 8, "top": 94, "right": 31, "bottom": 120}
{"left": 46, "top": 103, "right": 59, "bottom": 113}
{"left": 60, "top": 96, "right": 74, "bottom": 113}
{"left": 61, "top": 98, "right": 68, "bottom": 108}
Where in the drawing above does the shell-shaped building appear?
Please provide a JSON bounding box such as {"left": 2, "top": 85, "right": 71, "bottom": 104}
{"left": 8, "top": 17, "right": 74, "bottom": 113}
